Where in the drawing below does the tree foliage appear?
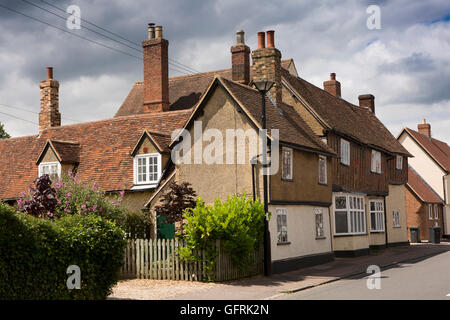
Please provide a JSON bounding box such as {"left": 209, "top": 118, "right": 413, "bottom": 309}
{"left": 154, "top": 181, "right": 197, "bottom": 229}
{"left": 0, "top": 122, "right": 10, "bottom": 139}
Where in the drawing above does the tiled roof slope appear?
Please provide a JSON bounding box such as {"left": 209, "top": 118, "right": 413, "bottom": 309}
{"left": 0, "top": 110, "right": 190, "bottom": 200}
{"left": 219, "top": 77, "right": 335, "bottom": 155}
{"left": 115, "top": 60, "right": 294, "bottom": 117}
{"left": 405, "top": 128, "right": 450, "bottom": 172}
{"left": 281, "top": 68, "right": 411, "bottom": 156}
{"left": 407, "top": 167, "right": 443, "bottom": 203}
{"left": 47, "top": 140, "right": 81, "bottom": 164}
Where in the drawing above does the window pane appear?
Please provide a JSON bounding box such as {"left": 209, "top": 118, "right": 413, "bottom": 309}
{"left": 335, "top": 196, "right": 346, "bottom": 209}
{"left": 335, "top": 211, "right": 348, "bottom": 233}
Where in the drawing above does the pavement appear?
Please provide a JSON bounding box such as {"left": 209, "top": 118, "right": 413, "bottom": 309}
{"left": 168, "top": 242, "right": 450, "bottom": 300}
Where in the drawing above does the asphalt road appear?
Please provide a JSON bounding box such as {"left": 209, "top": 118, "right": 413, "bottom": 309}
{"left": 281, "top": 250, "right": 450, "bottom": 300}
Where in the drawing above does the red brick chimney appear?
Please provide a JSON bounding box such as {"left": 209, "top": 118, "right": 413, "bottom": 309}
{"left": 142, "top": 24, "right": 169, "bottom": 112}
{"left": 39, "top": 67, "right": 61, "bottom": 132}
{"left": 231, "top": 30, "right": 250, "bottom": 84}
{"left": 323, "top": 73, "right": 341, "bottom": 97}
{"left": 418, "top": 119, "right": 431, "bottom": 137}
{"left": 358, "top": 94, "right": 375, "bottom": 113}
{"left": 251, "top": 30, "right": 282, "bottom": 104}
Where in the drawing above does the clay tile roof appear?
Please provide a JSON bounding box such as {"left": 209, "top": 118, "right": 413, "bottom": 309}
{"left": 281, "top": 68, "right": 411, "bottom": 156}
{"left": 218, "top": 77, "right": 336, "bottom": 156}
{"left": 405, "top": 128, "right": 450, "bottom": 172}
{"left": 407, "top": 167, "right": 443, "bottom": 203}
{"left": 114, "top": 60, "right": 294, "bottom": 117}
{"left": 45, "top": 140, "right": 80, "bottom": 164}
{"left": 0, "top": 110, "right": 191, "bottom": 200}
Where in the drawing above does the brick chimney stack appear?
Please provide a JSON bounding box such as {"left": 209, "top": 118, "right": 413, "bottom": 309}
{"left": 358, "top": 94, "right": 375, "bottom": 113}
{"left": 418, "top": 119, "right": 431, "bottom": 137}
{"left": 142, "top": 23, "right": 169, "bottom": 112}
{"left": 39, "top": 67, "right": 61, "bottom": 132}
{"left": 323, "top": 73, "right": 341, "bottom": 97}
{"left": 251, "top": 30, "right": 282, "bottom": 104}
{"left": 231, "top": 30, "right": 250, "bottom": 84}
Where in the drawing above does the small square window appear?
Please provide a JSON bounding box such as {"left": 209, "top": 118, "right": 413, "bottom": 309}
{"left": 276, "top": 208, "right": 288, "bottom": 243}
{"left": 340, "top": 139, "right": 350, "bottom": 165}
{"left": 134, "top": 153, "right": 161, "bottom": 185}
{"left": 281, "top": 147, "right": 293, "bottom": 180}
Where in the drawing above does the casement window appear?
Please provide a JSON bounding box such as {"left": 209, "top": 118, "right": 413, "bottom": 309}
{"left": 428, "top": 204, "right": 433, "bottom": 220}
{"left": 334, "top": 194, "right": 366, "bottom": 235}
{"left": 396, "top": 155, "right": 403, "bottom": 170}
{"left": 133, "top": 153, "right": 161, "bottom": 186}
{"left": 281, "top": 147, "right": 293, "bottom": 180}
{"left": 340, "top": 139, "right": 350, "bottom": 166}
{"left": 371, "top": 150, "right": 381, "bottom": 174}
{"left": 315, "top": 208, "right": 325, "bottom": 238}
{"left": 318, "top": 155, "right": 327, "bottom": 185}
{"left": 276, "top": 208, "right": 288, "bottom": 243}
{"left": 38, "top": 162, "right": 61, "bottom": 179}
{"left": 370, "top": 200, "right": 385, "bottom": 232}
{"left": 393, "top": 210, "right": 400, "bottom": 228}
{"left": 434, "top": 204, "right": 439, "bottom": 219}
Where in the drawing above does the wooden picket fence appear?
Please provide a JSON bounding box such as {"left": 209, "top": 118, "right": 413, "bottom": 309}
{"left": 120, "top": 238, "right": 263, "bottom": 282}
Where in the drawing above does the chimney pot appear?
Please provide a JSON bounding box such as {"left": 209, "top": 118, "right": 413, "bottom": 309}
{"left": 236, "top": 29, "right": 245, "bottom": 44}
{"left": 46, "top": 67, "right": 53, "bottom": 80}
{"left": 330, "top": 73, "right": 336, "bottom": 80}
{"left": 418, "top": 119, "right": 431, "bottom": 137}
{"left": 155, "top": 26, "right": 163, "bottom": 38}
{"left": 266, "top": 30, "right": 275, "bottom": 48}
{"left": 257, "top": 32, "right": 265, "bottom": 49}
{"left": 231, "top": 30, "right": 250, "bottom": 84}
{"left": 148, "top": 23, "right": 155, "bottom": 39}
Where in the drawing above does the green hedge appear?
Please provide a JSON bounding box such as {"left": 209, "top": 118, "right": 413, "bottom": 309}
{"left": 0, "top": 202, "right": 126, "bottom": 299}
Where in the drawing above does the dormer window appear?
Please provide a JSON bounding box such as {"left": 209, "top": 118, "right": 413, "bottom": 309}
{"left": 38, "top": 162, "right": 61, "bottom": 179}
{"left": 134, "top": 153, "right": 161, "bottom": 186}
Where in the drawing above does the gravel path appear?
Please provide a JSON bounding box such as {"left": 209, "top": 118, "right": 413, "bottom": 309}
{"left": 108, "top": 279, "right": 224, "bottom": 300}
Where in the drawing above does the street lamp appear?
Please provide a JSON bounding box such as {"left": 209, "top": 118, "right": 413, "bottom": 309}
{"left": 253, "top": 79, "right": 274, "bottom": 277}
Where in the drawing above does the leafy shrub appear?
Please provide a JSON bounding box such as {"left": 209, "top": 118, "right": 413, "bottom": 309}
{"left": 178, "top": 194, "right": 267, "bottom": 275}
{"left": 19, "top": 174, "right": 57, "bottom": 219}
{"left": 0, "top": 202, "right": 126, "bottom": 299}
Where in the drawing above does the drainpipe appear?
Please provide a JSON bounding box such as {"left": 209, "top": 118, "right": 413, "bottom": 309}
{"left": 384, "top": 197, "right": 388, "bottom": 247}
{"left": 251, "top": 162, "right": 256, "bottom": 202}
{"left": 442, "top": 175, "right": 447, "bottom": 237}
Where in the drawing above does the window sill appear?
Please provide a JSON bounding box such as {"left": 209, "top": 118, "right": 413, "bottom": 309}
{"left": 318, "top": 182, "right": 328, "bottom": 186}
{"left": 315, "top": 236, "right": 326, "bottom": 240}
{"left": 370, "top": 171, "right": 382, "bottom": 175}
{"left": 370, "top": 230, "right": 385, "bottom": 233}
{"left": 277, "top": 241, "right": 291, "bottom": 246}
{"left": 334, "top": 233, "right": 367, "bottom": 237}
{"left": 393, "top": 226, "right": 401, "bottom": 228}
{"left": 131, "top": 184, "right": 158, "bottom": 190}
{"left": 340, "top": 162, "right": 350, "bottom": 167}
{"left": 281, "top": 178, "right": 294, "bottom": 182}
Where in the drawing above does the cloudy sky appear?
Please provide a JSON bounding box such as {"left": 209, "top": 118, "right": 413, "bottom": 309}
{"left": 0, "top": 0, "right": 449, "bottom": 142}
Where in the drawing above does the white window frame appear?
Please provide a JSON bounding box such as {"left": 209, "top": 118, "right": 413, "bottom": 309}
{"left": 315, "top": 208, "right": 325, "bottom": 238}
{"left": 396, "top": 155, "right": 403, "bottom": 170}
{"left": 371, "top": 150, "right": 381, "bottom": 174}
{"left": 370, "top": 199, "right": 385, "bottom": 232}
{"left": 318, "top": 155, "right": 327, "bottom": 185}
{"left": 133, "top": 153, "right": 162, "bottom": 186}
{"left": 333, "top": 193, "right": 366, "bottom": 235}
{"left": 340, "top": 139, "right": 350, "bottom": 166}
{"left": 393, "top": 210, "right": 400, "bottom": 228}
{"left": 38, "top": 161, "right": 61, "bottom": 179}
{"left": 434, "top": 204, "right": 439, "bottom": 219}
{"left": 428, "top": 204, "right": 433, "bottom": 220}
{"left": 276, "top": 208, "right": 289, "bottom": 244}
{"left": 281, "top": 147, "right": 293, "bottom": 181}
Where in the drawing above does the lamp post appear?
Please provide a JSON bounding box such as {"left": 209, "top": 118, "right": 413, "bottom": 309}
{"left": 253, "top": 79, "right": 274, "bottom": 277}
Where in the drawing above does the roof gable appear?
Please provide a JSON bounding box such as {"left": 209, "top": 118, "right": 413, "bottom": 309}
{"left": 36, "top": 140, "right": 80, "bottom": 165}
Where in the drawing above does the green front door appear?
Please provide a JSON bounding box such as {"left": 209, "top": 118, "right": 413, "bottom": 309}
{"left": 156, "top": 215, "right": 175, "bottom": 239}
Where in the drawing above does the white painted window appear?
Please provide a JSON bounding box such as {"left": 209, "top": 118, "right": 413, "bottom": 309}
{"left": 396, "top": 155, "right": 403, "bottom": 170}
{"left": 393, "top": 210, "right": 400, "bottom": 228}
{"left": 276, "top": 208, "right": 288, "bottom": 243}
{"left": 133, "top": 153, "right": 161, "bottom": 186}
{"left": 315, "top": 208, "right": 325, "bottom": 238}
{"left": 429, "top": 204, "right": 433, "bottom": 220}
{"left": 281, "top": 147, "right": 293, "bottom": 180}
{"left": 334, "top": 194, "right": 366, "bottom": 235}
{"left": 370, "top": 200, "right": 385, "bottom": 232}
{"left": 434, "top": 204, "right": 439, "bottom": 219}
{"left": 38, "top": 162, "right": 61, "bottom": 180}
{"left": 371, "top": 150, "right": 381, "bottom": 174}
{"left": 340, "top": 139, "right": 350, "bottom": 165}
{"left": 318, "top": 155, "right": 327, "bottom": 184}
